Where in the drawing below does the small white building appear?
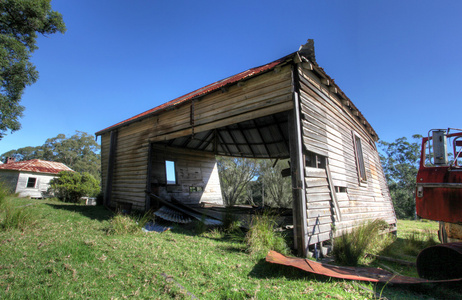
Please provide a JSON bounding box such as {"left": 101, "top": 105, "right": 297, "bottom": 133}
{"left": 0, "top": 159, "right": 73, "bottom": 198}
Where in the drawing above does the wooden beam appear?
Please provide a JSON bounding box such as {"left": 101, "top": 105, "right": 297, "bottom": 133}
{"left": 288, "top": 83, "right": 308, "bottom": 256}
{"left": 302, "top": 61, "right": 313, "bottom": 70}
{"left": 329, "top": 86, "right": 338, "bottom": 94}
{"left": 325, "top": 159, "right": 342, "bottom": 222}
{"left": 236, "top": 123, "right": 256, "bottom": 157}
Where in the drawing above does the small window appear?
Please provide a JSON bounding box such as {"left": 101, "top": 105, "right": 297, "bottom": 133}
{"left": 165, "top": 160, "right": 176, "bottom": 184}
{"left": 189, "top": 186, "right": 203, "bottom": 193}
{"left": 26, "top": 177, "right": 37, "bottom": 188}
{"left": 335, "top": 186, "right": 347, "bottom": 193}
{"left": 353, "top": 134, "right": 367, "bottom": 183}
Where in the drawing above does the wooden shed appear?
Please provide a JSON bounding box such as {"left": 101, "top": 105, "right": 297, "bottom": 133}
{"left": 0, "top": 159, "right": 73, "bottom": 198}
{"left": 96, "top": 40, "right": 396, "bottom": 256}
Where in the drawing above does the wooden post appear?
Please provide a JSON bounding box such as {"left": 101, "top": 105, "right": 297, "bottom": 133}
{"left": 289, "top": 65, "right": 308, "bottom": 256}
{"left": 145, "top": 143, "right": 153, "bottom": 211}
{"left": 105, "top": 130, "right": 117, "bottom": 207}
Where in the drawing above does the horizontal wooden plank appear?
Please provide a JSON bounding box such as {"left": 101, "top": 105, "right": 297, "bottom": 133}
{"left": 150, "top": 101, "right": 293, "bottom": 142}
{"left": 306, "top": 193, "right": 332, "bottom": 202}
{"left": 307, "top": 232, "right": 331, "bottom": 245}
{"left": 305, "top": 167, "right": 327, "bottom": 178}
{"left": 305, "top": 186, "right": 330, "bottom": 194}
{"left": 305, "top": 177, "right": 328, "bottom": 188}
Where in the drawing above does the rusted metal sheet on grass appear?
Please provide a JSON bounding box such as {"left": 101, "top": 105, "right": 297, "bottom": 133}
{"left": 266, "top": 251, "right": 462, "bottom": 284}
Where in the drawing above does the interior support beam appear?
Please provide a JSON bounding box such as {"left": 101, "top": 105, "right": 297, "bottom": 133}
{"left": 252, "top": 119, "right": 272, "bottom": 157}
{"left": 272, "top": 114, "right": 290, "bottom": 154}
{"left": 224, "top": 127, "right": 243, "bottom": 155}
{"left": 216, "top": 130, "right": 232, "bottom": 156}
{"left": 237, "top": 123, "right": 256, "bottom": 157}
{"left": 197, "top": 130, "right": 214, "bottom": 151}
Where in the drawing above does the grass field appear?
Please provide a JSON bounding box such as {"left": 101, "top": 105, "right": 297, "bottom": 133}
{"left": 0, "top": 197, "right": 460, "bottom": 299}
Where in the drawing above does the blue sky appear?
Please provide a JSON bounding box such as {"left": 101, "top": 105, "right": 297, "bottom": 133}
{"left": 1, "top": 0, "right": 462, "bottom": 154}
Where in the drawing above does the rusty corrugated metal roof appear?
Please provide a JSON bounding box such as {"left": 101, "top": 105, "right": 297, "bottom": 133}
{"left": 0, "top": 159, "right": 73, "bottom": 174}
{"left": 95, "top": 54, "right": 294, "bottom": 136}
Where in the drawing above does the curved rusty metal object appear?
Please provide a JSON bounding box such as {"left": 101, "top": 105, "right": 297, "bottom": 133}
{"left": 266, "top": 251, "right": 462, "bottom": 284}
{"left": 417, "top": 242, "right": 462, "bottom": 280}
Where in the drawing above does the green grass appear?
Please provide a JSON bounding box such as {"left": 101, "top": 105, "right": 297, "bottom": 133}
{"left": 0, "top": 198, "right": 460, "bottom": 299}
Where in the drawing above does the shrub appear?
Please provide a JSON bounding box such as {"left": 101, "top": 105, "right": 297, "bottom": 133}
{"left": 107, "top": 211, "right": 154, "bottom": 235}
{"left": 49, "top": 171, "right": 100, "bottom": 203}
{"left": 332, "top": 219, "right": 389, "bottom": 266}
{"left": 107, "top": 214, "right": 140, "bottom": 235}
{"left": 244, "top": 211, "right": 289, "bottom": 257}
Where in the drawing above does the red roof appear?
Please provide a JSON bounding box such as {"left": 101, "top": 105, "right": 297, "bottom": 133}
{"left": 0, "top": 159, "right": 73, "bottom": 174}
{"left": 95, "top": 53, "right": 294, "bottom": 135}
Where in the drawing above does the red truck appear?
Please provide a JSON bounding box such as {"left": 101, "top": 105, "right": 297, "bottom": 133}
{"left": 415, "top": 129, "right": 462, "bottom": 242}
{"left": 415, "top": 129, "right": 462, "bottom": 280}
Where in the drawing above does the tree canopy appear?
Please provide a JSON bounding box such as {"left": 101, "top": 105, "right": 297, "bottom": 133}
{"left": 0, "top": 0, "right": 66, "bottom": 139}
{"left": 1, "top": 131, "right": 101, "bottom": 180}
{"left": 379, "top": 135, "right": 422, "bottom": 219}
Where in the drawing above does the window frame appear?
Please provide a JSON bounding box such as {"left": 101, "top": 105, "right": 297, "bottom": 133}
{"left": 26, "top": 177, "right": 37, "bottom": 188}
{"left": 165, "top": 160, "right": 177, "bottom": 185}
{"left": 352, "top": 132, "right": 367, "bottom": 184}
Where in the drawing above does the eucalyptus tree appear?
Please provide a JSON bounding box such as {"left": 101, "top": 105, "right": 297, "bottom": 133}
{"left": 379, "top": 135, "right": 422, "bottom": 219}
{"left": 0, "top": 0, "right": 66, "bottom": 138}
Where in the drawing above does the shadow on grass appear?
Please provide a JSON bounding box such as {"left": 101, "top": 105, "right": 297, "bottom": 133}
{"left": 45, "top": 203, "right": 113, "bottom": 222}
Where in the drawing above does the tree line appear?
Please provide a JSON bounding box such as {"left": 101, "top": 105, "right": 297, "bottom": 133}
{"left": 217, "top": 157, "right": 292, "bottom": 208}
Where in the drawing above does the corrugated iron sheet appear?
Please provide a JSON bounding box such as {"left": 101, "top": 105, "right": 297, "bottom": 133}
{"left": 266, "top": 250, "right": 462, "bottom": 284}
{"left": 0, "top": 159, "right": 73, "bottom": 174}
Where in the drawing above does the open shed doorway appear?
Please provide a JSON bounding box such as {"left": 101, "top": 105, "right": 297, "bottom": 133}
{"left": 146, "top": 110, "right": 297, "bottom": 231}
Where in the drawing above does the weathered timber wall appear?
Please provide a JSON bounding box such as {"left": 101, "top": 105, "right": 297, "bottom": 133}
{"left": 150, "top": 144, "right": 222, "bottom": 204}
{"left": 99, "top": 65, "right": 294, "bottom": 210}
{"left": 149, "top": 65, "right": 294, "bottom": 143}
{"left": 298, "top": 65, "right": 396, "bottom": 245}
{"left": 99, "top": 116, "right": 153, "bottom": 211}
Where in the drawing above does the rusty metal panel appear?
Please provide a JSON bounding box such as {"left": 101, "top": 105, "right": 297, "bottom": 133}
{"left": 0, "top": 159, "right": 73, "bottom": 174}
{"left": 416, "top": 167, "right": 462, "bottom": 223}
{"left": 266, "top": 250, "right": 462, "bottom": 284}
